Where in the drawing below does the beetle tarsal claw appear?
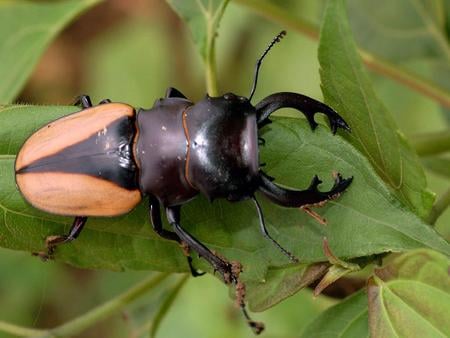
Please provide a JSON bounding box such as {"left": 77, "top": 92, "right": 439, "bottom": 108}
{"left": 32, "top": 250, "right": 52, "bottom": 261}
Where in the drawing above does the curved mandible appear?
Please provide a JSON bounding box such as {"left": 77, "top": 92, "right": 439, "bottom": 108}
{"left": 255, "top": 92, "right": 350, "bottom": 134}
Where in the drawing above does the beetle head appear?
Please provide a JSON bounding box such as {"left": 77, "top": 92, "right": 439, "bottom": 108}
{"left": 185, "top": 93, "right": 260, "bottom": 201}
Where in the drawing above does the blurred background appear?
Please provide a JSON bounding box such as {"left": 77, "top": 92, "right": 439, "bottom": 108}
{"left": 1, "top": 0, "right": 449, "bottom": 337}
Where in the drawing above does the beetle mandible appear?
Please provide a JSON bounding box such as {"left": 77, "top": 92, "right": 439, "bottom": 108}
{"left": 15, "top": 31, "right": 352, "bottom": 334}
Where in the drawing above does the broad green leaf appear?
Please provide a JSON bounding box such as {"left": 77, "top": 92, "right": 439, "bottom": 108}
{"left": 166, "top": 0, "right": 229, "bottom": 61}
{"left": 319, "top": 0, "right": 434, "bottom": 219}
{"left": 301, "top": 290, "right": 369, "bottom": 338}
{"left": 0, "top": 0, "right": 102, "bottom": 103}
{"left": 368, "top": 249, "right": 450, "bottom": 338}
{"left": 1, "top": 105, "right": 449, "bottom": 311}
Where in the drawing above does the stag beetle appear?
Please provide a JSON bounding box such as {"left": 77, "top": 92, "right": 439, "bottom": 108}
{"left": 15, "top": 31, "right": 352, "bottom": 333}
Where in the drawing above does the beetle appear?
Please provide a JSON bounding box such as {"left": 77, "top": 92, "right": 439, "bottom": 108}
{"left": 15, "top": 31, "right": 352, "bottom": 334}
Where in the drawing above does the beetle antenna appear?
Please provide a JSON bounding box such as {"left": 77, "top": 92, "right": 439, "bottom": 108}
{"left": 252, "top": 196, "right": 299, "bottom": 263}
{"left": 248, "top": 30, "right": 287, "bottom": 102}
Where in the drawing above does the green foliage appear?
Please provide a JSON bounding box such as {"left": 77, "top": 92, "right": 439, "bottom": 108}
{"left": 368, "top": 250, "right": 450, "bottom": 337}
{"left": 302, "top": 249, "right": 450, "bottom": 338}
{"left": 1, "top": 105, "right": 448, "bottom": 307}
{"left": 0, "top": 0, "right": 449, "bottom": 337}
{"left": 166, "top": 0, "right": 230, "bottom": 95}
{"left": 0, "top": 0, "right": 102, "bottom": 103}
{"left": 301, "top": 290, "right": 369, "bottom": 338}
{"left": 347, "top": 0, "right": 450, "bottom": 62}
{"left": 319, "top": 0, "right": 434, "bottom": 219}
{"left": 166, "top": 0, "right": 229, "bottom": 61}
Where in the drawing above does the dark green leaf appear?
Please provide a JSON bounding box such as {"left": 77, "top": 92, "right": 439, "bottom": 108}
{"left": 0, "top": 0, "right": 102, "bottom": 103}
{"left": 368, "top": 249, "right": 450, "bottom": 338}
{"left": 166, "top": 0, "right": 229, "bottom": 61}
{"left": 319, "top": 0, "right": 434, "bottom": 219}
{"left": 301, "top": 290, "right": 369, "bottom": 338}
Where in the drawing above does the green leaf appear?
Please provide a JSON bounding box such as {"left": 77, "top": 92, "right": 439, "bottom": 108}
{"left": 246, "top": 263, "right": 329, "bottom": 312}
{"left": 1, "top": 104, "right": 449, "bottom": 311}
{"left": 0, "top": 0, "right": 102, "bottom": 103}
{"left": 313, "top": 239, "right": 361, "bottom": 296}
{"left": 301, "top": 290, "right": 369, "bottom": 338}
{"left": 319, "top": 0, "right": 434, "bottom": 219}
{"left": 368, "top": 249, "right": 450, "bottom": 338}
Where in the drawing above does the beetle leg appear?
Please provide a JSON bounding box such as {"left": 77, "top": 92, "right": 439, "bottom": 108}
{"left": 256, "top": 92, "right": 350, "bottom": 134}
{"left": 44, "top": 216, "right": 88, "bottom": 257}
{"left": 99, "top": 99, "right": 112, "bottom": 104}
{"left": 258, "top": 171, "right": 353, "bottom": 208}
{"left": 166, "top": 205, "right": 264, "bottom": 334}
{"left": 166, "top": 205, "right": 236, "bottom": 283}
{"left": 74, "top": 95, "right": 93, "bottom": 109}
{"left": 252, "top": 197, "right": 299, "bottom": 263}
{"left": 165, "top": 87, "right": 187, "bottom": 99}
{"left": 149, "top": 197, "right": 204, "bottom": 277}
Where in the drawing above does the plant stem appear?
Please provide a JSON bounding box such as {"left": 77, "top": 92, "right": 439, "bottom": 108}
{"left": 34, "top": 273, "right": 169, "bottom": 338}
{"left": 411, "top": 130, "right": 450, "bottom": 156}
{"left": 205, "top": 19, "right": 219, "bottom": 96}
{"left": 427, "top": 187, "right": 450, "bottom": 224}
{"left": 204, "top": 0, "right": 230, "bottom": 96}
{"left": 234, "top": 0, "right": 450, "bottom": 109}
{"left": 0, "top": 321, "right": 46, "bottom": 337}
{"left": 149, "top": 274, "right": 189, "bottom": 338}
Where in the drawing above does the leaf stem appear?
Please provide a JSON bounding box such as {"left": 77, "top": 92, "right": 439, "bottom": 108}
{"left": 31, "top": 273, "right": 169, "bottom": 338}
{"left": 411, "top": 130, "right": 450, "bottom": 156}
{"left": 427, "top": 187, "right": 450, "bottom": 225}
{"left": 0, "top": 321, "right": 46, "bottom": 337}
{"left": 205, "top": 20, "right": 219, "bottom": 96}
{"left": 205, "top": 0, "right": 230, "bottom": 96}
{"left": 234, "top": 0, "right": 450, "bottom": 108}
{"left": 149, "top": 274, "right": 189, "bottom": 338}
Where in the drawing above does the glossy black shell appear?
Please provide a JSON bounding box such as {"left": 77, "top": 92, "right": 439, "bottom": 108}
{"left": 136, "top": 93, "right": 259, "bottom": 206}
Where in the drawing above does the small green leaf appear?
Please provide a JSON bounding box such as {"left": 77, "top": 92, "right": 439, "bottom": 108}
{"left": 0, "top": 0, "right": 102, "bottom": 103}
{"left": 301, "top": 290, "right": 369, "bottom": 338}
{"left": 246, "top": 263, "right": 329, "bottom": 312}
{"left": 313, "top": 238, "right": 361, "bottom": 296}
{"left": 368, "top": 249, "right": 450, "bottom": 338}
{"left": 319, "top": 0, "right": 434, "bottom": 218}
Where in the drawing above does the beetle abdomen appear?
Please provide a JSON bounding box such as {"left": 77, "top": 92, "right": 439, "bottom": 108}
{"left": 15, "top": 103, "right": 142, "bottom": 216}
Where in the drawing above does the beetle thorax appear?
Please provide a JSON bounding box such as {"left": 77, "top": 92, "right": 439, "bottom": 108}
{"left": 185, "top": 94, "right": 259, "bottom": 201}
